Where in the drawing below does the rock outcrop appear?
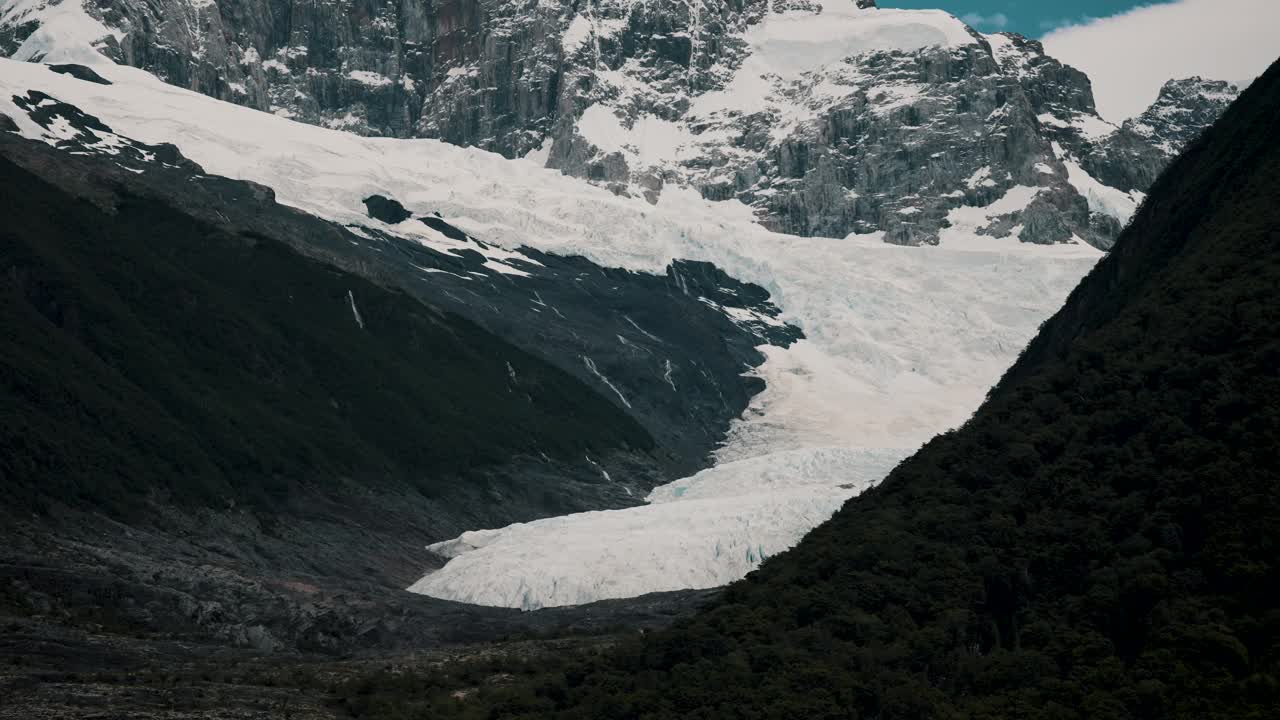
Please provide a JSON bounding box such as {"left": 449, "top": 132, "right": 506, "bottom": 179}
{"left": 1081, "top": 77, "right": 1240, "bottom": 193}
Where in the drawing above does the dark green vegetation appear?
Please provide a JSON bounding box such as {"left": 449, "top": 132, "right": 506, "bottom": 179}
{"left": 0, "top": 148, "right": 652, "bottom": 520}
{"left": 340, "top": 60, "right": 1280, "bottom": 718}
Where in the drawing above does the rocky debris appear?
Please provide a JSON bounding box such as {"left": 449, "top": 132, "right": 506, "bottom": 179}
{"left": 0, "top": 509, "right": 716, "bottom": 658}
{"left": 0, "top": 512, "right": 716, "bottom": 717}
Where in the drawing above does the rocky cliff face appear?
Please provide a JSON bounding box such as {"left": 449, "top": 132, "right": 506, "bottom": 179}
{"left": 0, "top": 0, "right": 1236, "bottom": 249}
{"left": 541, "top": 10, "right": 1140, "bottom": 248}
{"left": 1079, "top": 77, "right": 1240, "bottom": 194}
{"left": 1125, "top": 77, "right": 1241, "bottom": 156}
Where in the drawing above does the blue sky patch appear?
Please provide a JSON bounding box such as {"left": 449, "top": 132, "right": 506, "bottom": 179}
{"left": 884, "top": 0, "right": 1164, "bottom": 37}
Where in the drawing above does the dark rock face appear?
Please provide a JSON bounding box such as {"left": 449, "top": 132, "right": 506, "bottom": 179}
{"left": 347, "top": 209, "right": 801, "bottom": 473}
{"left": 0, "top": 0, "right": 760, "bottom": 158}
{"left": 542, "top": 25, "right": 1234, "bottom": 249}
{"left": 48, "top": 63, "right": 112, "bottom": 84}
{"left": 1080, "top": 126, "right": 1168, "bottom": 196}
{"left": 983, "top": 36, "right": 1239, "bottom": 249}
{"left": 1125, "top": 77, "right": 1241, "bottom": 156}
{"left": 8, "top": 89, "right": 205, "bottom": 171}
{"left": 689, "top": 41, "right": 1094, "bottom": 246}
{"left": 988, "top": 33, "right": 1098, "bottom": 150}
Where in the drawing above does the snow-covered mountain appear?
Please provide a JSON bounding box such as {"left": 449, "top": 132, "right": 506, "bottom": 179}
{"left": 1, "top": 58, "right": 1102, "bottom": 609}
{"left": 1, "top": 0, "right": 1235, "bottom": 248}
{"left": 0, "top": 0, "right": 1239, "bottom": 612}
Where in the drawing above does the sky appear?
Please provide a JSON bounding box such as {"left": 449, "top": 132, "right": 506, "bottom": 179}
{"left": 886, "top": 0, "right": 1280, "bottom": 121}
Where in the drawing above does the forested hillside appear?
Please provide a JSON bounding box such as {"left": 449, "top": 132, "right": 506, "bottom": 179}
{"left": 357, "top": 58, "right": 1280, "bottom": 720}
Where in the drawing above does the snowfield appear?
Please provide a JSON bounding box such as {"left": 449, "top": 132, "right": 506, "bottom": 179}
{"left": 0, "top": 57, "right": 1100, "bottom": 610}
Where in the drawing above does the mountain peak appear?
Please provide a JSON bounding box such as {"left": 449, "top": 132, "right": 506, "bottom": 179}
{"left": 1124, "top": 76, "right": 1241, "bottom": 157}
{"left": 1159, "top": 75, "right": 1239, "bottom": 94}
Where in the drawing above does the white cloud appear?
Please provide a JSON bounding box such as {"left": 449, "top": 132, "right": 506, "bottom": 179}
{"left": 1042, "top": 0, "right": 1280, "bottom": 121}
{"left": 1039, "top": 16, "right": 1094, "bottom": 33}
{"left": 961, "top": 12, "right": 1009, "bottom": 30}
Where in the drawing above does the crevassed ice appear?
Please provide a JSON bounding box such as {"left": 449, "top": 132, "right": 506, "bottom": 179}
{"left": 0, "top": 59, "right": 1100, "bottom": 610}
{"left": 408, "top": 448, "right": 912, "bottom": 610}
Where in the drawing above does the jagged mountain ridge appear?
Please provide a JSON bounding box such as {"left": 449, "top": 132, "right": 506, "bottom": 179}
{"left": 1081, "top": 76, "right": 1243, "bottom": 195}
{"left": 0, "top": 0, "right": 1236, "bottom": 248}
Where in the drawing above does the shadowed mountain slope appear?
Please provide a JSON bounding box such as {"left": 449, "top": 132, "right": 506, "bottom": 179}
{"left": 0, "top": 144, "right": 656, "bottom": 522}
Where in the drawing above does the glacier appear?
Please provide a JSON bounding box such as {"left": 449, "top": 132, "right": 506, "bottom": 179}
{"left": 408, "top": 448, "right": 912, "bottom": 609}
{"left": 0, "top": 56, "right": 1100, "bottom": 610}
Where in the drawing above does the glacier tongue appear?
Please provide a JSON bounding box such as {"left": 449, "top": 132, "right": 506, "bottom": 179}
{"left": 0, "top": 59, "right": 1100, "bottom": 610}
{"left": 408, "top": 448, "right": 912, "bottom": 610}
{"left": 410, "top": 235, "right": 1096, "bottom": 609}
